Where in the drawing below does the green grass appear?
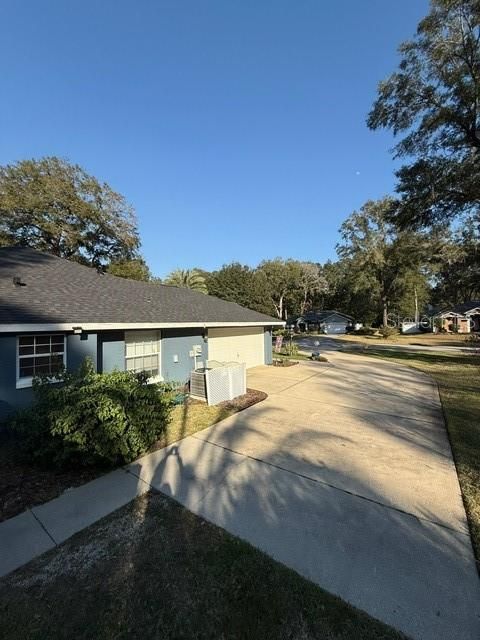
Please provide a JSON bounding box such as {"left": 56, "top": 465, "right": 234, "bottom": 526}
{"left": 346, "top": 348, "right": 480, "bottom": 564}
{"left": 322, "top": 332, "right": 468, "bottom": 348}
{"left": 162, "top": 401, "right": 235, "bottom": 444}
{"left": 0, "top": 491, "right": 404, "bottom": 639}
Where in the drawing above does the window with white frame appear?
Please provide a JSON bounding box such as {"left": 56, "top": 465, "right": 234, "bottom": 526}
{"left": 17, "top": 334, "right": 66, "bottom": 386}
{"left": 125, "top": 331, "right": 160, "bottom": 380}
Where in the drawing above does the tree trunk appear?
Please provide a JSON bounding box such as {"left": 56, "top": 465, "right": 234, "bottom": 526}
{"left": 300, "top": 289, "right": 308, "bottom": 315}
{"left": 274, "top": 294, "right": 284, "bottom": 319}
{"left": 383, "top": 301, "right": 388, "bottom": 327}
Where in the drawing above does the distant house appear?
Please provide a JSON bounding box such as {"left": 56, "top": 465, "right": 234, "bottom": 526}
{"left": 0, "top": 247, "right": 283, "bottom": 419}
{"left": 431, "top": 301, "right": 480, "bottom": 333}
{"left": 291, "top": 310, "right": 353, "bottom": 334}
{"left": 453, "top": 301, "right": 480, "bottom": 332}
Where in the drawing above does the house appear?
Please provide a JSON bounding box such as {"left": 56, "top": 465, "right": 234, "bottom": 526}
{"left": 292, "top": 310, "right": 353, "bottom": 334}
{"left": 432, "top": 310, "right": 470, "bottom": 333}
{"left": 452, "top": 301, "right": 480, "bottom": 332}
{"left": 431, "top": 301, "right": 480, "bottom": 333}
{"left": 0, "top": 247, "right": 283, "bottom": 419}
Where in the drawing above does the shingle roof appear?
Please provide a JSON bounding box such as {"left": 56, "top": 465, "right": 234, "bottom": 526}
{"left": 452, "top": 301, "right": 480, "bottom": 314}
{"left": 296, "top": 310, "right": 353, "bottom": 322}
{"left": 0, "top": 247, "right": 281, "bottom": 326}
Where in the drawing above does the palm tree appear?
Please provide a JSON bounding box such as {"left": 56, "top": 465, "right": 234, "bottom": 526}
{"left": 164, "top": 268, "right": 208, "bottom": 294}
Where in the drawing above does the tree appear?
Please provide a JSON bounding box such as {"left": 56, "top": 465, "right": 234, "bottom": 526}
{"left": 106, "top": 257, "right": 152, "bottom": 281}
{"left": 206, "top": 263, "right": 273, "bottom": 314}
{"left": 164, "top": 268, "right": 208, "bottom": 293}
{"left": 337, "top": 198, "right": 431, "bottom": 326}
{"left": 256, "top": 259, "right": 302, "bottom": 319}
{"left": 368, "top": 0, "right": 480, "bottom": 228}
{"left": 298, "top": 262, "right": 328, "bottom": 315}
{"left": 0, "top": 157, "right": 140, "bottom": 267}
{"left": 320, "top": 259, "right": 377, "bottom": 323}
{"left": 432, "top": 220, "right": 480, "bottom": 304}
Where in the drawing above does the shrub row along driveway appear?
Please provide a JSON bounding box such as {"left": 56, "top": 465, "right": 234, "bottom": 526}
{"left": 130, "top": 354, "right": 480, "bottom": 640}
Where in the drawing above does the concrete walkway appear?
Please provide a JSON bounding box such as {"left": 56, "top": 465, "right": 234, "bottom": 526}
{"left": 1, "top": 353, "right": 480, "bottom": 640}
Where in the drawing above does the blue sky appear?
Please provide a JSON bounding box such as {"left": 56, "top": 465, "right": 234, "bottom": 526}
{"left": 0, "top": 0, "right": 428, "bottom": 278}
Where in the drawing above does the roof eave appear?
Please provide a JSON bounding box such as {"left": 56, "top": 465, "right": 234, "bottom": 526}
{"left": 0, "top": 320, "right": 285, "bottom": 333}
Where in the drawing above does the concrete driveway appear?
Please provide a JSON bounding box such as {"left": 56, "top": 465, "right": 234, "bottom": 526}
{"left": 128, "top": 351, "right": 480, "bottom": 640}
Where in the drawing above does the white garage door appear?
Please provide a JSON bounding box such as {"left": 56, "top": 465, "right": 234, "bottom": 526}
{"left": 208, "top": 327, "right": 265, "bottom": 368}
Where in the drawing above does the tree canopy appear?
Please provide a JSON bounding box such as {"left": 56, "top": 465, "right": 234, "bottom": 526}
{"left": 337, "top": 198, "right": 432, "bottom": 325}
{"left": 0, "top": 157, "right": 140, "bottom": 268}
{"left": 206, "top": 263, "right": 272, "bottom": 315}
{"left": 368, "top": 0, "right": 480, "bottom": 228}
{"left": 106, "top": 257, "right": 152, "bottom": 281}
{"left": 164, "top": 268, "right": 208, "bottom": 293}
{"left": 432, "top": 220, "right": 480, "bottom": 304}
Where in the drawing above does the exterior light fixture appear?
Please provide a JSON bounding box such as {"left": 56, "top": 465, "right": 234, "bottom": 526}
{"left": 72, "top": 326, "right": 83, "bottom": 335}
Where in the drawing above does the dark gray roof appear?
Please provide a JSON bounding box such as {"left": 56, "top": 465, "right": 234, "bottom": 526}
{"left": 452, "top": 301, "right": 480, "bottom": 314}
{"left": 0, "top": 247, "right": 280, "bottom": 326}
{"left": 295, "top": 310, "right": 353, "bottom": 322}
{"left": 430, "top": 301, "right": 480, "bottom": 317}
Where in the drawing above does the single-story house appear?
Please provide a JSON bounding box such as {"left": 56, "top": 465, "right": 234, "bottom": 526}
{"left": 431, "top": 301, "right": 480, "bottom": 333}
{"left": 432, "top": 311, "right": 470, "bottom": 333}
{"left": 452, "top": 301, "right": 480, "bottom": 332}
{"left": 291, "top": 310, "right": 353, "bottom": 334}
{"left": 0, "top": 247, "right": 283, "bottom": 419}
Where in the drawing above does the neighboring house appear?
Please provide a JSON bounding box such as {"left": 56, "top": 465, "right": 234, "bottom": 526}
{"left": 0, "top": 247, "right": 283, "bottom": 419}
{"left": 292, "top": 310, "right": 353, "bottom": 334}
{"left": 431, "top": 301, "right": 480, "bottom": 333}
{"left": 452, "top": 301, "right": 480, "bottom": 332}
{"left": 432, "top": 310, "right": 470, "bottom": 333}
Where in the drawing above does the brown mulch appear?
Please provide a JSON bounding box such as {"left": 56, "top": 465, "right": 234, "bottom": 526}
{"left": 0, "top": 435, "right": 106, "bottom": 524}
{"left": 272, "top": 358, "right": 299, "bottom": 367}
{"left": 0, "top": 387, "right": 267, "bottom": 524}
{"left": 218, "top": 387, "right": 267, "bottom": 411}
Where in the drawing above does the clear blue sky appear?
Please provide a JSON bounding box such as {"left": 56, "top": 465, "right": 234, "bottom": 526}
{"left": 0, "top": 0, "right": 428, "bottom": 278}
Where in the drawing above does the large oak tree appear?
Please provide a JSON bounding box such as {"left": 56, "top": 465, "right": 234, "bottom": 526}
{"left": 337, "top": 198, "right": 432, "bottom": 325}
{"left": 0, "top": 157, "right": 140, "bottom": 268}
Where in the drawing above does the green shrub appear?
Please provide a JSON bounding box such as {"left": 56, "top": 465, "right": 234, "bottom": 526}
{"left": 379, "top": 325, "right": 399, "bottom": 339}
{"left": 284, "top": 341, "right": 299, "bottom": 356}
{"left": 8, "top": 359, "right": 173, "bottom": 467}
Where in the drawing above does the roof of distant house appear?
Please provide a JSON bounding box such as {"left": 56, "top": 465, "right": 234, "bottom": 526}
{"left": 295, "top": 310, "right": 353, "bottom": 322}
{"left": 0, "top": 247, "right": 282, "bottom": 327}
{"left": 452, "top": 301, "right": 480, "bottom": 314}
{"left": 430, "top": 301, "right": 480, "bottom": 317}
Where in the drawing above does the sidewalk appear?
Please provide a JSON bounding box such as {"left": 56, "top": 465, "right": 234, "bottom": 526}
{"left": 1, "top": 436, "right": 247, "bottom": 578}
{"left": 1, "top": 467, "right": 151, "bottom": 577}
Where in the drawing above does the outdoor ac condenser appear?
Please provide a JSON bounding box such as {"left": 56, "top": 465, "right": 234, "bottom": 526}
{"left": 190, "top": 362, "right": 246, "bottom": 405}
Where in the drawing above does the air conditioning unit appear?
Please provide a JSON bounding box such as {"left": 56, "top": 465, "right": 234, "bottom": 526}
{"left": 190, "top": 361, "right": 246, "bottom": 405}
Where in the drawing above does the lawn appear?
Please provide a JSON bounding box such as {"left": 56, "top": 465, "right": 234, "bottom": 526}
{"left": 308, "top": 332, "right": 470, "bottom": 348}
{"left": 345, "top": 348, "right": 480, "bottom": 565}
{"left": 0, "top": 389, "right": 266, "bottom": 523}
{"left": 0, "top": 490, "right": 404, "bottom": 640}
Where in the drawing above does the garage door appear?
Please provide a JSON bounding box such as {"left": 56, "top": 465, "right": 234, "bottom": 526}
{"left": 208, "top": 327, "right": 265, "bottom": 368}
{"left": 324, "top": 322, "right": 348, "bottom": 334}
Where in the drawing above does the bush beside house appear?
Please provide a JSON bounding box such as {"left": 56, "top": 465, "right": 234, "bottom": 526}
{"left": 7, "top": 359, "right": 173, "bottom": 467}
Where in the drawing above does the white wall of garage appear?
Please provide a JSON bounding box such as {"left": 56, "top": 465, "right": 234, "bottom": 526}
{"left": 207, "top": 327, "right": 265, "bottom": 368}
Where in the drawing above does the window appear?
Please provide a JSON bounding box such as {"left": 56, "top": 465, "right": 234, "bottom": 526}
{"left": 17, "top": 334, "right": 66, "bottom": 388}
{"left": 125, "top": 331, "right": 160, "bottom": 380}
